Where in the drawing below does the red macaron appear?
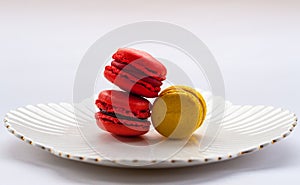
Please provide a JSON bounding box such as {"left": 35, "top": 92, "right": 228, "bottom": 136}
{"left": 95, "top": 90, "right": 151, "bottom": 136}
{"left": 104, "top": 48, "right": 167, "bottom": 98}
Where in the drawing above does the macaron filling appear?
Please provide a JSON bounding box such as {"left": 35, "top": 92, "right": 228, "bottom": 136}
{"left": 96, "top": 112, "right": 150, "bottom": 131}
{"left": 96, "top": 99, "right": 151, "bottom": 119}
{"left": 111, "top": 60, "right": 165, "bottom": 83}
{"left": 105, "top": 65, "right": 161, "bottom": 93}
{"left": 99, "top": 109, "right": 150, "bottom": 122}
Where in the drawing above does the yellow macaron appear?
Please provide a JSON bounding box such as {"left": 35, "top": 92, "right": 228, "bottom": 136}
{"left": 151, "top": 85, "right": 207, "bottom": 139}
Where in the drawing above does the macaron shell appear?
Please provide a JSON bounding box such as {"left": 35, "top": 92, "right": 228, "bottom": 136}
{"left": 151, "top": 91, "right": 201, "bottom": 139}
{"left": 160, "top": 86, "right": 207, "bottom": 128}
{"left": 112, "top": 48, "right": 167, "bottom": 80}
{"left": 158, "top": 89, "right": 203, "bottom": 130}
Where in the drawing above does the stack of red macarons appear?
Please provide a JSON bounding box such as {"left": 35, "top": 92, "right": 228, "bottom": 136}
{"left": 95, "top": 48, "right": 167, "bottom": 136}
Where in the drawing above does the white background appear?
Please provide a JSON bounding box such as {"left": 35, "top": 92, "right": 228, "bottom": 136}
{"left": 0, "top": 0, "right": 299, "bottom": 184}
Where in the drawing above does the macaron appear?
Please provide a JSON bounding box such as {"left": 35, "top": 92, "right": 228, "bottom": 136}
{"left": 104, "top": 48, "right": 167, "bottom": 98}
{"left": 151, "top": 86, "right": 207, "bottom": 139}
{"left": 95, "top": 90, "right": 151, "bottom": 136}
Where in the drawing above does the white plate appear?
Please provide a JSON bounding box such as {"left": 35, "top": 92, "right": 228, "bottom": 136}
{"left": 3, "top": 92, "right": 297, "bottom": 168}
